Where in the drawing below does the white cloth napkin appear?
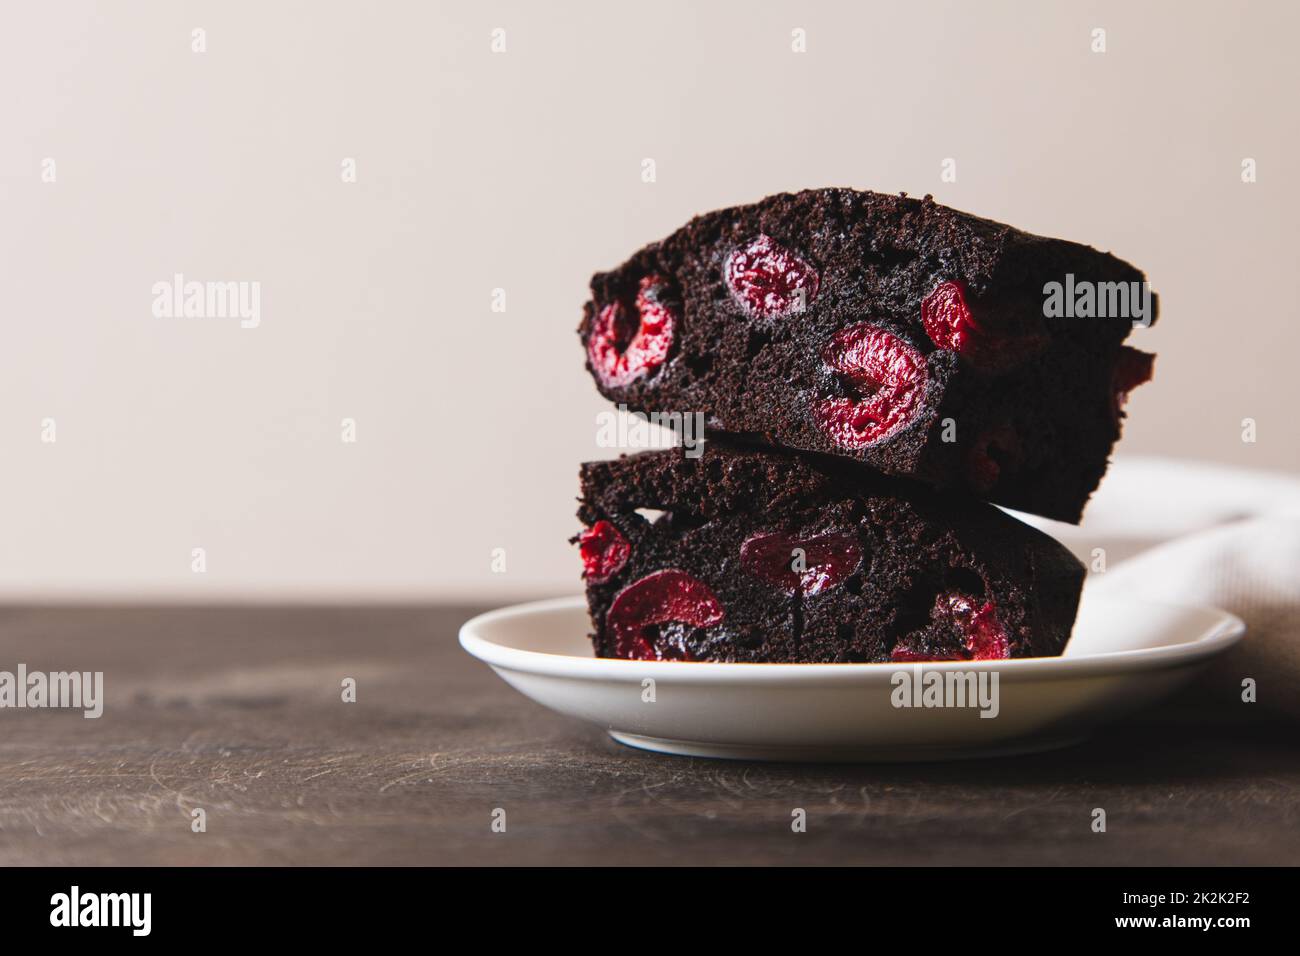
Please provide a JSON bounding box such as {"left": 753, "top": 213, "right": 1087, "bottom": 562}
{"left": 1018, "top": 457, "right": 1300, "bottom": 722}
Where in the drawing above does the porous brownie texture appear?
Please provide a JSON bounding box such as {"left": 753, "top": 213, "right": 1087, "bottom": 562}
{"left": 578, "top": 188, "right": 1156, "bottom": 523}
{"left": 576, "top": 442, "right": 1085, "bottom": 663}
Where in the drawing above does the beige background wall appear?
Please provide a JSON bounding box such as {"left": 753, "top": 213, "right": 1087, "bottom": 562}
{"left": 1, "top": 0, "right": 1295, "bottom": 601}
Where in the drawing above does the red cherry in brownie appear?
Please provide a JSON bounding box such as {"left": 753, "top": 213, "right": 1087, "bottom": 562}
{"left": 587, "top": 275, "right": 677, "bottom": 388}
{"left": 606, "top": 569, "right": 725, "bottom": 660}
{"left": 740, "top": 531, "right": 863, "bottom": 596}
{"left": 964, "top": 424, "right": 1023, "bottom": 493}
{"left": 724, "top": 234, "right": 819, "bottom": 318}
{"left": 578, "top": 520, "right": 631, "bottom": 584}
{"left": 890, "top": 590, "right": 1011, "bottom": 661}
{"left": 813, "top": 324, "right": 928, "bottom": 448}
{"left": 1111, "top": 346, "right": 1154, "bottom": 419}
{"left": 942, "top": 592, "right": 1011, "bottom": 659}
{"left": 921, "top": 281, "right": 980, "bottom": 353}
{"left": 922, "top": 280, "right": 1045, "bottom": 372}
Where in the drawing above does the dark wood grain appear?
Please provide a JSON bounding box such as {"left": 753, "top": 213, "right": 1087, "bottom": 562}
{"left": 0, "top": 605, "right": 1294, "bottom": 866}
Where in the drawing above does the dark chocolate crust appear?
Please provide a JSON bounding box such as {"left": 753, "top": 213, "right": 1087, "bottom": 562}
{"left": 577, "top": 441, "right": 1085, "bottom": 664}
{"left": 579, "top": 188, "right": 1156, "bottom": 523}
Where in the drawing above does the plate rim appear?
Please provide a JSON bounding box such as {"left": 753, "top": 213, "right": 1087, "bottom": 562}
{"left": 459, "top": 594, "right": 1245, "bottom": 684}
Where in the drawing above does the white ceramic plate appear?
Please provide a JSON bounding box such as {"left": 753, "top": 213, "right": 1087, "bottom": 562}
{"left": 459, "top": 590, "right": 1244, "bottom": 762}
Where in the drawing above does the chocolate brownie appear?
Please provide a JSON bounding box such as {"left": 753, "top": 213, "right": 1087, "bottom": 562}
{"left": 576, "top": 441, "right": 1085, "bottom": 663}
{"left": 578, "top": 188, "right": 1156, "bottom": 523}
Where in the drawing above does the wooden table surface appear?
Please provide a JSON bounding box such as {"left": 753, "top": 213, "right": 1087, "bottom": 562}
{"left": 0, "top": 605, "right": 1294, "bottom": 866}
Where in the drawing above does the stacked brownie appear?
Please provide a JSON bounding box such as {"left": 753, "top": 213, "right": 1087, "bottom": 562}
{"left": 574, "top": 189, "right": 1155, "bottom": 663}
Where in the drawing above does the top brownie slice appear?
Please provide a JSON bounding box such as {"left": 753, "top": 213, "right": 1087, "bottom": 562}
{"left": 578, "top": 188, "right": 1156, "bottom": 523}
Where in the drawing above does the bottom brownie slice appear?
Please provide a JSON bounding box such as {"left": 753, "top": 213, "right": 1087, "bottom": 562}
{"left": 576, "top": 442, "right": 1084, "bottom": 663}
